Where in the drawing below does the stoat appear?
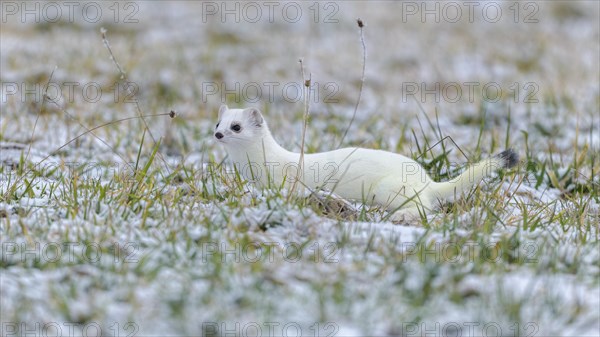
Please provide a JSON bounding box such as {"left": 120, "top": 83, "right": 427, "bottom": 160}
{"left": 214, "top": 105, "right": 518, "bottom": 222}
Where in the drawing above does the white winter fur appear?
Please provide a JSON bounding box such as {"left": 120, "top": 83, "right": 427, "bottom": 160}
{"left": 214, "top": 106, "right": 515, "bottom": 222}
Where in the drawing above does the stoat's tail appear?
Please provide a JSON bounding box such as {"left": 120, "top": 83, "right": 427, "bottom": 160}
{"left": 430, "top": 149, "right": 518, "bottom": 200}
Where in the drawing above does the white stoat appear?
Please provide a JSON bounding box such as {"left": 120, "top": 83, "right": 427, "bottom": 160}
{"left": 214, "top": 105, "right": 518, "bottom": 222}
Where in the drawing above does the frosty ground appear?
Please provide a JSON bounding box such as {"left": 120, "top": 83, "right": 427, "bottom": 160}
{"left": 1, "top": 1, "right": 599, "bottom": 336}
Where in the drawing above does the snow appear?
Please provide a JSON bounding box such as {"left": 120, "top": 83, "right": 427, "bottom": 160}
{"left": 1, "top": 1, "right": 599, "bottom": 336}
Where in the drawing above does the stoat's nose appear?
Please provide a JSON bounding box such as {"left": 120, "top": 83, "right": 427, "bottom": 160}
{"left": 215, "top": 132, "right": 224, "bottom": 139}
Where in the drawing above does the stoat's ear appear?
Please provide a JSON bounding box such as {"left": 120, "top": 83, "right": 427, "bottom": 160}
{"left": 243, "top": 107, "right": 264, "bottom": 127}
{"left": 218, "top": 104, "right": 228, "bottom": 119}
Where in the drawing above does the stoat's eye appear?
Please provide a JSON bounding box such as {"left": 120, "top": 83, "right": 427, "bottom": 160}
{"left": 231, "top": 124, "right": 242, "bottom": 132}
{"left": 215, "top": 122, "right": 220, "bottom": 129}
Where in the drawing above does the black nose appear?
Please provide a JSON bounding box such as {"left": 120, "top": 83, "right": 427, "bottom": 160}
{"left": 215, "top": 132, "right": 223, "bottom": 139}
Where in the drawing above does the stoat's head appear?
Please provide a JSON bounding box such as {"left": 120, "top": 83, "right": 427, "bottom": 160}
{"left": 214, "top": 105, "right": 267, "bottom": 146}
